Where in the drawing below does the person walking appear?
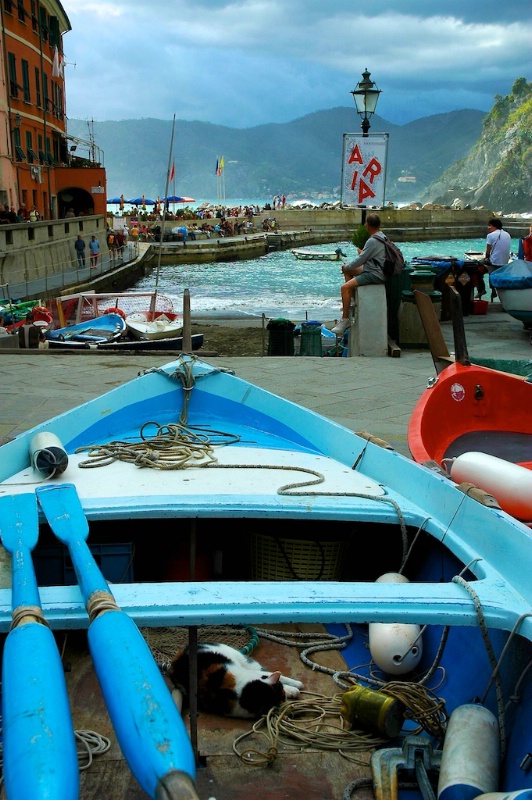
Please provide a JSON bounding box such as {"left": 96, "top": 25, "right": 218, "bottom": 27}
{"left": 74, "top": 234, "right": 86, "bottom": 268}
{"left": 331, "top": 213, "right": 386, "bottom": 335}
{"left": 106, "top": 228, "right": 117, "bottom": 265}
{"left": 89, "top": 234, "right": 100, "bottom": 269}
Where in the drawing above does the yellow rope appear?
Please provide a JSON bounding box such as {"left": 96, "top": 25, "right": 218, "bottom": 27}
{"left": 233, "top": 692, "right": 386, "bottom": 767}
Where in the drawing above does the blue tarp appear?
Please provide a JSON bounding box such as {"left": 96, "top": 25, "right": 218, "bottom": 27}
{"left": 489, "top": 259, "right": 532, "bottom": 290}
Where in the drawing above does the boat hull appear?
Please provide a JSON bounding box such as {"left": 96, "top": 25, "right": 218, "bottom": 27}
{"left": 46, "top": 313, "right": 127, "bottom": 347}
{"left": 1, "top": 355, "right": 532, "bottom": 799}
{"left": 125, "top": 311, "right": 183, "bottom": 340}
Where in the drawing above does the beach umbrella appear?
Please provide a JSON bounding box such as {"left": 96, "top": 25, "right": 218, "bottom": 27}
{"left": 128, "top": 197, "right": 156, "bottom": 205}
{"left": 107, "top": 197, "right": 122, "bottom": 204}
{"left": 163, "top": 196, "right": 195, "bottom": 203}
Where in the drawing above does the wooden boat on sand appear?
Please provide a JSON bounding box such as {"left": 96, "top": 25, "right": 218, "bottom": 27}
{"left": 45, "top": 312, "right": 127, "bottom": 347}
{"left": 125, "top": 310, "right": 183, "bottom": 340}
{"left": 1, "top": 354, "right": 532, "bottom": 799}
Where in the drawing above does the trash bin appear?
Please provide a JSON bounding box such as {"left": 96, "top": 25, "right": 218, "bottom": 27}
{"left": 267, "top": 317, "right": 295, "bottom": 356}
{"left": 300, "top": 321, "right": 322, "bottom": 356}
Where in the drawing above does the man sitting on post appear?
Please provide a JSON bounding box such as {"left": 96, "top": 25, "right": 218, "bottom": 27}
{"left": 331, "top": 212, "right": 386, "bottom": 335}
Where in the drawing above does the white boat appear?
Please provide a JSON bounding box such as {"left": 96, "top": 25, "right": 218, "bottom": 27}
{"left": 125, "top": 310, "right": 183, "bottom": 340}
{"left": 292, "top": 247, "right": 347, "bottom": 261}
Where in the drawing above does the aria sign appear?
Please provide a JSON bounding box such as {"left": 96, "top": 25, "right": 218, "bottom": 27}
{"left": 341, "top": 133, "right": 389, "bottom": 207}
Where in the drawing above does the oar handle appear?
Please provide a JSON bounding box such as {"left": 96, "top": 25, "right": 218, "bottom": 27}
{"left": 88, "top": 610, "right": 197, "bottom": 798}
{"left": 10, "top": 542, "right": 42, "bottom": 610}
{"left": 67, "top": 536, "right": 110, "bottom": 598}
{"left": 2, "top": 623, "right": 79, "bottom": 800}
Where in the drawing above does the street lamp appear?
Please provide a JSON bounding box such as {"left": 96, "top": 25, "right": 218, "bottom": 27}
{"left": 351, "top": 69, "right": 381, "bottom": 136}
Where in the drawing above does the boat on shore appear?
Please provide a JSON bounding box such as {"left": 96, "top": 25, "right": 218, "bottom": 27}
{"left": 0, "top": 354, "right": 532, "bottom": 799}
{"left": 45, "top": 312, "right": 127, "bottom": 347}
{"left": 125, "top": 310, "right": 183, "bottom": 340}
{"left": 292, "top": 246, "right": 347, "bottom": 261}
{"left": 490, "top": 258, "right": 532, "bottom": 329}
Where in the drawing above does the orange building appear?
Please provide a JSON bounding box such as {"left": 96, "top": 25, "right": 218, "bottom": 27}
{"left": 0, "top": 0, "right": 106, "bottom": 220}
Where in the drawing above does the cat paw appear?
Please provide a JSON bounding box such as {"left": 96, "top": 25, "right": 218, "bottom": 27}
{"left": 280, "top": 676, "right": 304, "bottom": 689}
{"left": 283, "top": 684, "right": 301, "bottom": 699}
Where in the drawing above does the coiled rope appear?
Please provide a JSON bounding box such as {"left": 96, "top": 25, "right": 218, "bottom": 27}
{"left": 232, "top": 692, "right": 387, "bottom": 767}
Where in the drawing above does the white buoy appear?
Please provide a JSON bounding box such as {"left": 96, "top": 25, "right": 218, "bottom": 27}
{"left": 30, "top": 432, "right": 68, "bottom": 479}
{"left": 368, "top": 573, "right": 423, "bottom": 675}
{"left": 448, "top": 451, "right": 532, "bottom": 520}
{"left": 474, "top": 793, "right": 532, "bottom": 799}
{"left": 438, "top": 704, "right": 500, "bottom": 800}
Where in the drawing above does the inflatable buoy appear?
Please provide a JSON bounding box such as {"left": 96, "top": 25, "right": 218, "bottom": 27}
{"left": 30, "top": 432, "right": 68, "bottom": 478}
{"left": 438, "top": 704, "right": 499, "bottom": 800}
{"left": 449, "top": 451, "right": 532, "bottom": 520}
{"left": 104, "top": 307, "right": 126, "bottom": 318}
{"left": 368, "top": 573, "right": 423, "bottom": 675}
{"left": 474, "top": 793, "right": 532, "bottom": 799}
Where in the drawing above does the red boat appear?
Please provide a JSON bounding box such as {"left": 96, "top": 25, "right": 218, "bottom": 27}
{"left": 408, "top": 360, "right": 532, "bottom": 471}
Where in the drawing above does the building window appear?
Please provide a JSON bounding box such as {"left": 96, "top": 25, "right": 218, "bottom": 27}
{"left": 4, "top": 1, "right": 13, "bottom": 15}
{"left": 17, "top": 0, "right": 26, "bottom": 22}
{"left": 26, "top": 132, "right": 38, "bottom": 163}
{"left": 14, "top": 129, "right": 26, "bottom": 162}
{"left": 22, "top": 60, "right": 30, "bottom": 102}
{"left": 34, "top": 67, "right": 40, "bottom": 106}
{"left": 42, "top": 74, "right": 48, "bottom": 110}
{"left": 39, "top": 6, "right": 48, "bottom": 42}
{"left": 8, "top": 52, "right": 18, "bottom": 98}
{"left": 30, "top": 0, "right": 37, "bottom": 31}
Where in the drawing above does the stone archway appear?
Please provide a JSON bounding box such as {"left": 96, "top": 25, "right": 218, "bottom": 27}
{"left": 58, "top": 187, "right": 94, "bottom": 218}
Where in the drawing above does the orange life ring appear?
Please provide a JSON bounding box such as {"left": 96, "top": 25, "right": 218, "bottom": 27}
{"left": 104, "top": 307, "right": 126, "bottom": 319}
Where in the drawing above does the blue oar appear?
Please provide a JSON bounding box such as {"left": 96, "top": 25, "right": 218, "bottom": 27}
{"left": 0, "top": 493, "right": 79, "bottom": 800}
{"left": 36, "top": 483, "right": 198, "bottom": 800}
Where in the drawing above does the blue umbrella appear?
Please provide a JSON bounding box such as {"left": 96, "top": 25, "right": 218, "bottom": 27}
{"left": 163, "top": 195, "right": 195, "bottom": 203}
{"left": 107, "top": 197, "right": 122, "bottom": 204}
{"left": 128, "top": 197, "right": 156, "bottom": 205}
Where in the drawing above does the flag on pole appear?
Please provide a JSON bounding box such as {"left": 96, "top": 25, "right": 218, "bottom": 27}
{"left": 219, "top": 156, "right": 225, "bottom": 172}
{"left": 215, "top": 159, "right": 220, "bottom": 176}
{"left": 52, "top": 46, "right": 62, "bottom": 78}
{"left": 169, "top": 161, "right": 175, "bottom": 182}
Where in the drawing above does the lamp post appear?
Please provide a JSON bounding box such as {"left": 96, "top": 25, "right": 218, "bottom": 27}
{"left": 351, "top": 69, "right": 381, "bottom": 137}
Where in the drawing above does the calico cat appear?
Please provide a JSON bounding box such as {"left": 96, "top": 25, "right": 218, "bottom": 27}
{"left": 167, "top": 642, "right": 303, "bottom": 719}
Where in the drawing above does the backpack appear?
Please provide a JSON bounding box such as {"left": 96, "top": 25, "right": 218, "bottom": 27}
{"left": 107, "top": 233, "right": 115, "bottom": 245}
{"left": 373, "top": 234, "right": 405, "bottom": 277}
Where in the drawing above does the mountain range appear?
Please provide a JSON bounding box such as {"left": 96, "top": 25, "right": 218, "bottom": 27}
{"left": 67, "top": 108, "right": 485, "bottom": 205}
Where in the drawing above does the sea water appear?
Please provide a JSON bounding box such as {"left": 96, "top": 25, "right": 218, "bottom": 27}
{"left": 133, "top": 236, "right": 492, "bottom": 320}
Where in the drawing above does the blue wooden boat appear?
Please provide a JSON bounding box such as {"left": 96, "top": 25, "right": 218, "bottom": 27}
{"left": 0, "top": 354, "right": 531, "bottom": 799}
{"left": 45, "top": 312, "right": 127, "bottom": 347}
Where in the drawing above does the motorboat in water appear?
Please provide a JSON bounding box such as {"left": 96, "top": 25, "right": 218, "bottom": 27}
{"left": 292, "top": 247, "right": 347, "bottom": 261}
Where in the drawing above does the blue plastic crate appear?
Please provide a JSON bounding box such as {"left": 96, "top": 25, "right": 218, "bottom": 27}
{"left": 34, "top": 543, "right": 134, "bottom": 586}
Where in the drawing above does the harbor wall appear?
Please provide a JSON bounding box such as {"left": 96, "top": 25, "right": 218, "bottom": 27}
{"left": 0, "top": 209, "right": 529, "bottom": 301}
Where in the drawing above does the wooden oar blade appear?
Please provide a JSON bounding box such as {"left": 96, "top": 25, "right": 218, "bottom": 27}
{"left": 0, "top": 492, "right": 39, "bottom": 553}
{"left": 37, "top": 483, "right": 108, "bottom": 599}
{"left": 36, "top": 483, "right": 89, "bottom": 544}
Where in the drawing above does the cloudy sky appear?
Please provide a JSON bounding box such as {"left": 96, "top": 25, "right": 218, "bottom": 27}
{"left": 60, "top": 0, "right": 530, "bottom": 128}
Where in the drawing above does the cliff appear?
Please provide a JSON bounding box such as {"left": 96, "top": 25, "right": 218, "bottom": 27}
{"left": 422, "top": 78, "right": 532, "bottom": 213}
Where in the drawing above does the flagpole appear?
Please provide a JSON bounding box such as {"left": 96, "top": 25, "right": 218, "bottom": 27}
{"left": 155, "top": 114, "right": 176, "bottom": 294}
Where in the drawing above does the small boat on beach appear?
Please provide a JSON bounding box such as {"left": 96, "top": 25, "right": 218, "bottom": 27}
{"left": 1, "top": 354, "right": 532, "bottom": 799}
{"left": 292, "top": 246, "right": 347, "bottom": 261}
{"left": 125, "top": 310, "right": 183, "bottom": 341}
{"left": 45, "top": 312, "right": 127, "bottom": 347}
{"left": 490, "top": 258, "right": 532, "bottom": 329}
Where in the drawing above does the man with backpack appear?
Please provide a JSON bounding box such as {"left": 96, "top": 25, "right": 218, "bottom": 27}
{"left": 331, "top": 213, "right": 387, "bottom": 336}
{"left": 106, "top": 228, "right": 117, "bottom": 265}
